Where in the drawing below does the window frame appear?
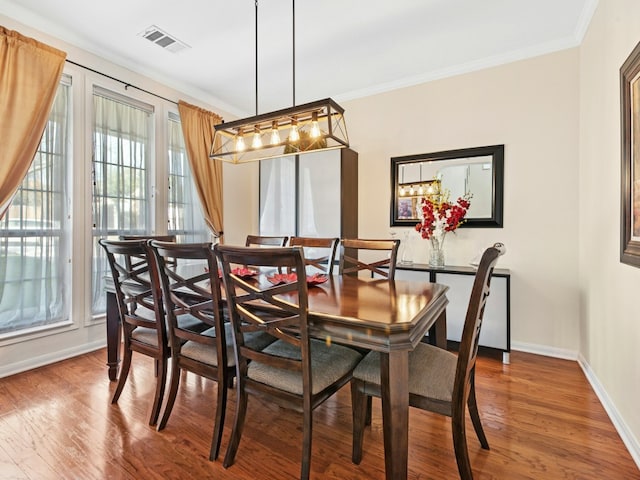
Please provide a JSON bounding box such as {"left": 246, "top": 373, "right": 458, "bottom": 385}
{"left": 0, "top": 75, "right": 73, "bottom": 342}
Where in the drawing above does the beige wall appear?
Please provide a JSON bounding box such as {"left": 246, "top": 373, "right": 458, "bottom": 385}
{"left": 343, "top": 49, "right": 581, "bottom": 354}
{"left": 579, "top": 0, "right": 640, "bottom": 460}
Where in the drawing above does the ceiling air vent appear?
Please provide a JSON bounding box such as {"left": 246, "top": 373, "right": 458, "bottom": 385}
{"left": 139, "top": 25, "right": 190, "bottom": 53}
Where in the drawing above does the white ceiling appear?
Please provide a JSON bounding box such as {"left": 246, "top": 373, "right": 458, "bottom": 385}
{"left": 1, "top": 0, "right": 596, "bottom": 117}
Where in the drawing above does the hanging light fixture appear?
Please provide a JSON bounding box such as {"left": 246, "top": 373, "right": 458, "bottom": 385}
{"left": 210, "top": 0, "right": 349, "bottom": 164}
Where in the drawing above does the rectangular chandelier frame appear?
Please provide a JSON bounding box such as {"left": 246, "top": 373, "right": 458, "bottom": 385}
{"left": 210, "top": 98, "right": 349, "bottom": 164}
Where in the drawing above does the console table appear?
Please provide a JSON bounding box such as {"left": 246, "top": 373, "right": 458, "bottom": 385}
{"left": 394, "top": 263, "right": 511, "bottom": 363}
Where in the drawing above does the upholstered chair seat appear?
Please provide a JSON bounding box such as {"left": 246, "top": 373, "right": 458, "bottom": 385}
{"left": 249, "top": 339, "right": 362, "bottom": 396}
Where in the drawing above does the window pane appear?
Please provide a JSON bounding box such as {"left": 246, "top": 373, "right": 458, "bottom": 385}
{"left": 167, "top": 116, "right": 207, "bottom": 243}
{"left": 0, "top": 83, "right": 70, "bottom": 335}
{"left": 259, "top": 157, "right": 296, "bottom": 236}
{"left": 298, "top": 151, "right": 341, "bottom": 237}
{"left": 91, "top": 92, "right": 152, "bottom": 314}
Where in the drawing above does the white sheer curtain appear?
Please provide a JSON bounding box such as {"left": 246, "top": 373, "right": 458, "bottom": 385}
{"left": 167, "top": 112, "right": 207, "bottom": 243}
{"left": 0, "top": 79, "right": 70, "bottom": 335}
{"left": 91, "top": 88, "right": 153, "bottom": 314}
{"left": 259, "top": 157, "right": 296, "bottom": 236}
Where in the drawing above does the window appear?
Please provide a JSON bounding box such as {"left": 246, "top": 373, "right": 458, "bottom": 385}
{"left": 91, "top": 88, "right": 153, "bottom": 314}
{"left": 259, "top": 151, "right": 342, "bottom": 237}
{"left": 0, "top": 78, "right": 71, "bottom": 336}
{"left": 167, "top": 112, "right": 207, "bottom": 243}
{"left": 259, "top": 156, "right": 296, "bottom": 236}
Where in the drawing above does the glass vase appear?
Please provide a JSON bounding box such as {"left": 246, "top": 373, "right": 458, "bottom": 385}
{"left": 399, "top": 230, "right": 414, "bottom": 265}
{"left": 429, "top": 232, "right": 446, "bottom": 268}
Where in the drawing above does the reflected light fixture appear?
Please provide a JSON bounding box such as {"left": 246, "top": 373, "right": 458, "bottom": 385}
{"left": 210, "top": 0, "right": 349, "bottom": 164}
{"left": 270, "top": 121, "right": 281, "bottom": 145}
{"left": 398, "top": 165, "right": 408, "bottom": 196}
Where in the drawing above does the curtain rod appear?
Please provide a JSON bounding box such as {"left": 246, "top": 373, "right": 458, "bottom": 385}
{"left": 65, "top": 59, "right": 178, "bottom": 106}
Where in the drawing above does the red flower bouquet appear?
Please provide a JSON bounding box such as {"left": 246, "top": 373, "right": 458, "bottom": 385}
{"left": 415, "top": 192, "right": 471, "bottom": 267}
{"left": 415, "top": 194, "right": 471, "bottom": 239}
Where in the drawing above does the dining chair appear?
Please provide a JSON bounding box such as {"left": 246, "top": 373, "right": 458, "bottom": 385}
{"left": 99, "top": 239, "right": 181, "bottom": 426}
{"left": 288, "top": 236, "right": 339, "bottom": 275}
{"left": 339, "top": 238, "right": 401, "bottom": 280}
{"left": 149, "top": 241, "right": 276, "bottom": 460}
{"left": 350, "top": 243, "right": 506, "bottom": 480}
{"left": 245, "top": 234, "right": 288, "bottom": 247}
{"left": 215, "top": 244, "right": 363, "bottom": 480}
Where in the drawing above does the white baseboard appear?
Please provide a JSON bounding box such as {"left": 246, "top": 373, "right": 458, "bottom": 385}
{"left": 0, "top": 340, "right": 106, "bottom": 379}
{"left": 577, "top": 353, "right": 640, "bottom": 470}
{"left": 511, "top": 340, "right": 579, "bottom": 360}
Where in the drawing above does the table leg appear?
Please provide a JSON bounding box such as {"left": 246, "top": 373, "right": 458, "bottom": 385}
{"left": 427, "top": 309, "right": 447, "bottom": 349}
{"left": 380, "top": 350, "right": 409, "bottom": 480}
{"left": 106, "top": 291, "right": 121, "bottom": 381}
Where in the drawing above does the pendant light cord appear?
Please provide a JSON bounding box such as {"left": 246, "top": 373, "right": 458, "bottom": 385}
{"left": 254, "top": 0, "right": 296, "bottom": 113}
{"left": 292, "top": 0, "right": 296, "bottom": 106}
{"left": 255, "top": 0, "right": 259, "bottom": 116}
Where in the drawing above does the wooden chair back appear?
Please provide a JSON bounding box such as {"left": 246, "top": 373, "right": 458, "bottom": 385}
{"left": 119, "top": 234, "right": 177, "bottom": 241}
{"left": 150, "top": 241, "right": 223, "bottom": 351}
{"left": 288, "top": 236, "right": 339, "bottom": 275}
{"left": 339, "top": 238, "right": 400, "bottom": 279}
{"left": 119, "top": 234, "right": 177, "bottom": 268}
{"left": 100, "top": 239, "right": 166, "bottom": 352}
{"left": 216, "top": 245, "right": 309, "bottom": 380}
{"left": 245, "top": 234, "right": 288, "bottom": 247}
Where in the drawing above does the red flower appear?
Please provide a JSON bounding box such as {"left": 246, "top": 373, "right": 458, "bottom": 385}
{"left": 415, "top": 193, "right": 471, "bottom": 240}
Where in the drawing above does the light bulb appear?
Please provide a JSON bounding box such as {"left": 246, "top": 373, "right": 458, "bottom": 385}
{"left": 236, "top": 130, "right": 246, "bottom": 151}
{"left": 399, "top": 186, "right": 406, "bottom": 196}
{"left": 310, "top": 112, "right": 320, "bottom": 138}
{"left": 252, "top": 126, "right": 262, "bottom": 149}
{"left": 270, "top": 121, "right": 281, "bottom": 145}
{"left": 418, "top": 185, "right": 424, "bottom": 196}
{"left": 289, "top": 119, "right": 300, "bottom": 142}
{"left": 409, "top": 185, "right": 415, "bottom": 196}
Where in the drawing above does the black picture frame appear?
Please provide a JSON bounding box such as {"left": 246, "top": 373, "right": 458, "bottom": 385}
{"left": 620, "top": 40, "right": 640, "bottom": 267}
{"left": 390, "top": 145, "right": 504, "bottom": 228}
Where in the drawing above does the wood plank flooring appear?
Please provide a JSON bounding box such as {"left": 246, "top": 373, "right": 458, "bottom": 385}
{"left": 0, "top": 349, "right": 637, "bottom": 479}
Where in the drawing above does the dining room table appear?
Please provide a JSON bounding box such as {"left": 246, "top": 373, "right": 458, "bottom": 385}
{"left": 104, "top": 270, "right": 449, "bottom": 480}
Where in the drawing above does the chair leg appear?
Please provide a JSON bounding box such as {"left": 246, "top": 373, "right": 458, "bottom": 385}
{"left": 111, "top": 346, "right": 132, "bottom": 404}
{"left": 156, "top": 359, "right": 181, "bottom": 431}
{"left": 148, "top": 356, "right": 167, "bottom": 426}
{"left": 350, "top": 379, "right": 368, "bottom": 465}
{"left": 452, "top": 408, "right": 474, "bottom": 480}
{"left": 223, "top": 378, "right": 248, "bottom": 468}
{"left": 365, "top": 395, "right": 372, "bottom": 426}
{"left": 468, "top": 375, "right": 489, "bottom": 449}
{"left": 300, "top": 400, "right": 313, "bottom": 480}
{"left": 209, "top": 371, "right": 229, "bottom": 461}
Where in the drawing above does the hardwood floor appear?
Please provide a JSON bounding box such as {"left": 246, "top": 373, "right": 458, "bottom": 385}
{"left": 0, "top": 349, "right": 637, "bottom": 479}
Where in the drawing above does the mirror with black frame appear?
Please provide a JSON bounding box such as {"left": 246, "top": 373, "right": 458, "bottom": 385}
{"left": 390, "top": 144, "right": 504, "bottom": 228}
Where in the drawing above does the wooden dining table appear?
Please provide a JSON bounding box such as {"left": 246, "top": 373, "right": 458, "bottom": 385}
{"left": 105, "top": 272, "right": 449, "bottom": 480}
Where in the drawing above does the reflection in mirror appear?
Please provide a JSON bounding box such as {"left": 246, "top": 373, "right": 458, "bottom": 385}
{"left": 390, "top": 145, "right": 504, "bottom": 228}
